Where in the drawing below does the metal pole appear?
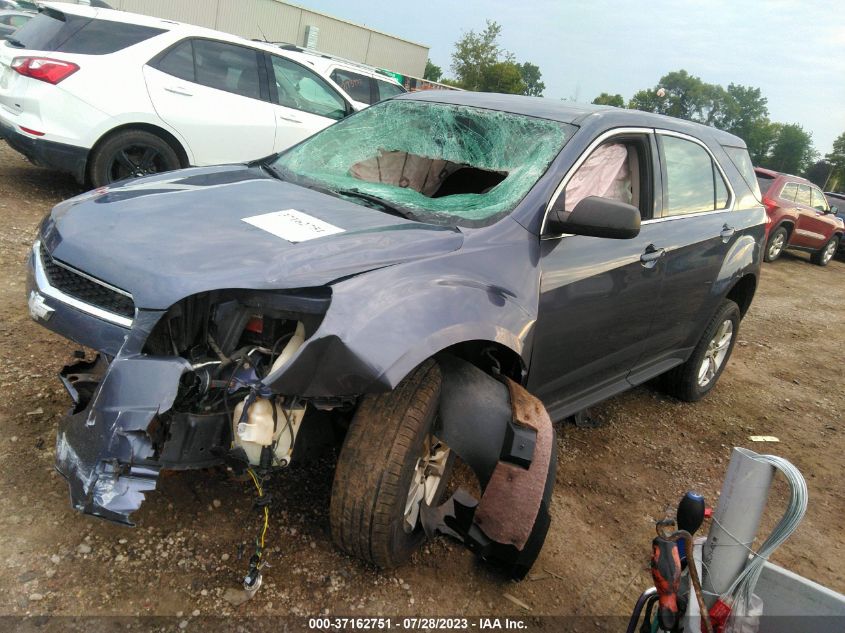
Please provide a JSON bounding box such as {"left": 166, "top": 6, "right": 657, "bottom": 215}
{"left": 701, "top": 447, "right": 775, "bottom": 606}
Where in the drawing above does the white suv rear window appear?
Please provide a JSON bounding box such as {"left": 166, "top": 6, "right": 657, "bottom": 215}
{"left": 8, "top": 8, "right": 164, "bottom": 54}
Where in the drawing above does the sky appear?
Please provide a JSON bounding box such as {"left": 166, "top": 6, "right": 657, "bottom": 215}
{"left": 301, "top": 0, "right": 845, "bottom": 155}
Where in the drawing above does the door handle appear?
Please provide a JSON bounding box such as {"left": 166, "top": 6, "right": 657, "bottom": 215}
{"left": 720, "top": 224, "right": 736, "bottom": 242}
{"left": 277, "top": 113, "right": 302, "bottom": 123}
{"left": 640, "top": 244, "right": 665, "bottom": 268}
{"left": 164, "top": 86, "right": 192, "bottom": 96}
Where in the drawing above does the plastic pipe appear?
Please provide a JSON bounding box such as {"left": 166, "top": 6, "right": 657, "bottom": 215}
{"left": 701, "top": 447, "right": 775, "bottom": 606}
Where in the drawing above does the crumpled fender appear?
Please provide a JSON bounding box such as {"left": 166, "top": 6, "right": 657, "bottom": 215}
{"left": 55, "top": 311, "right": 191, "bottom": 525}
{"left": 421, "top": 356, "right": 556, "bottom": 579}
{"left": 263, "top": 219, "right": 539, "bottom": 397}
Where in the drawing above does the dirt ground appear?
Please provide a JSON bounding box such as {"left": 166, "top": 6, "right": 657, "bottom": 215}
{"left": 0, "top": 143, "right": 843, "bottom": 628}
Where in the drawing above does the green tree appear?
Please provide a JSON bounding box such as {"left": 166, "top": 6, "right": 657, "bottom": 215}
{"left": 592, "top": 92, "right": 625, "bottom": 107}
{"left": 518, "top": 62, "right": 545, "bottom": 97}
{"left": 450, "top": 20, "right": 503, "bottom": 91}
{"left": 825, "top": 132, "right": 845, "bottom": 191}
{"left": 762, "top": 124, "right": 816, "bottom": 175}
{"left": 423, "top": 59, "right": 442, "bottom": 82}
{"left": 479, "top": 61, "right": 526, "bottom": 94}
{"left": 804, "top": 160, "right": 834, "bottom": 188}
{"left": 449, "top": 20, "right": 545, "bottom": 95}
{"left": 629, "top": 70, "right": 726, "bottom": 124}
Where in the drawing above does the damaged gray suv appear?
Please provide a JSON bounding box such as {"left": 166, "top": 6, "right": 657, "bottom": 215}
{"left": 27, "top": 91, "right": 765, "bottom": 579}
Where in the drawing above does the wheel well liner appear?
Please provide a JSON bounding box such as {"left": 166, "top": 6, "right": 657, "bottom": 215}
{"left": 88, "top": 123, "right": 190, "bottom": 180}
{"left": 726, "top": 273, "right": 756, "bottom": 318}
{"left": 436, "top": 340, "right": 526, "bottom": 385}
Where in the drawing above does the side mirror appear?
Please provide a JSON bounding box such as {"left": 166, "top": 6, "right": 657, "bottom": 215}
{"left": 828, "top": 205, "right": 838, "bottom": 214}
{"left": 545, "top": 195, "right": 641, "bottom": 239}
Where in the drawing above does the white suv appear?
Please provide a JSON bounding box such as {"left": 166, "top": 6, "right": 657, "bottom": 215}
{"left": 0, "top": 3, "right": 400, "bottom": 186}
{"left": 271, "top": 44, "right": 406, "bottom": 110}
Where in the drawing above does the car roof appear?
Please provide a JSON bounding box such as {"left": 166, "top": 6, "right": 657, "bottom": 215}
{"left": 272, "top": 46, "right": 402, "bottom": 85}
{"left": 397, "top": 90, "right": 746, "bottom": 147}
{"left": 754, "top": 166, "right": 814, "bottom": 186}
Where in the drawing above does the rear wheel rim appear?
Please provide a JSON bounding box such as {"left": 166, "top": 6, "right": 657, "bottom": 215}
{"left": 822, "top": 240, "right": 836, "bottom": 264}
{"left": 403, "top": 435, "right": 450, "bottom": 532}
{"left": 768, "top": 232, "right": 785, "bottom": 259}
{"left": 698, "top": 319, "right": 733, "bottom": 388}
{"left": 107, "top": 144, "right": 167, "bottom": 182}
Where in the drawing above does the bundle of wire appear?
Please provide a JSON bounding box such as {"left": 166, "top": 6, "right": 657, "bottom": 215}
{"left": 718, "top": 453, "right": 808, "bottom": 630}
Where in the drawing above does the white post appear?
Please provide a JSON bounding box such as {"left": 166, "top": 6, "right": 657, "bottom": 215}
{"left": 701, "top": 447, "right": 775, "bottom": 606}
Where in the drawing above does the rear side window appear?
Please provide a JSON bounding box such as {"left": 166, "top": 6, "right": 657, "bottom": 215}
{"left": 756, "top": 172, "right": 775, "bottom": 195}
{"left": 154, "top": 39, "right": 194, "bottom": 82}
{"left": 8, "top": 9, "right": 164, "bottom": 54}
{"left": 724, "top": 146, "right": 761, "bottom": 200}
{"left": 660, "top": 135, "right": 731, "bottom": 216}
{"left": 795, "top": 184, "right": 812, "bottom": 206}
{"left": 193, "top": 39, "right": 262, "bottom": 100}
{"left": 376, "top": 78, "right": 404, "bottom": 101}
{"left": 780, "top": 182, "right": 798, "bottom": 201}
{"left": 330, "top": 68, "right": 374, "bottom": 104}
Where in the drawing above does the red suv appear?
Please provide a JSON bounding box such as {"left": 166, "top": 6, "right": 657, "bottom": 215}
{"left": 755, "top": 167, "right": 844, "bottom": 266}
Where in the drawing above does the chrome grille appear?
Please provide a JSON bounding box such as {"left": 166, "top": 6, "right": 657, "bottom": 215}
{"left": 39, "top": 245, "right": 135, "bottom": 320}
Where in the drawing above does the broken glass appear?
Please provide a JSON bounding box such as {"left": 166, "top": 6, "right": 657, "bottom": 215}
{"left": 273, "top": 100, "right": 574, "bottom": 222}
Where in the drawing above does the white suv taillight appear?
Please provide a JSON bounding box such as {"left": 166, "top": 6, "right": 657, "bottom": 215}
{"left": 11, "top": 57, "right": 80, "bottom": 85}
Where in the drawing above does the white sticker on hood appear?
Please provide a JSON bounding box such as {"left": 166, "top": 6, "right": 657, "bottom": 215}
{"left": 241, "top": 209, "right": 345, "bottom": 243}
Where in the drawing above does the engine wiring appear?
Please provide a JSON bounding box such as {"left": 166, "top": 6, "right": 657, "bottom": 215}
{"left": 244, "top": 466, "right": 270, "bottom": 592}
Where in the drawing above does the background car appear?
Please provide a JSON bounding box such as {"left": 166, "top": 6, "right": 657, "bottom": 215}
{"left": 825, "top": 191, "right": 845, "bottom": 255}
{"left": 0, "top": 9, "right": 31, "bottom": 40}
{"left": 267, "top": 43, "right": 406, "bottom": 109}
{"left": 0, "top": 3, "right": 370, "bottom": 186}
{"left": 755, "top": 167, "right": 843, "bottom": 266}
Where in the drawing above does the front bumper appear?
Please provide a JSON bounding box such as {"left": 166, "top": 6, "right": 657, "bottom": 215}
{"left": 0, "top": 117, "right": 88, "bottom": 183}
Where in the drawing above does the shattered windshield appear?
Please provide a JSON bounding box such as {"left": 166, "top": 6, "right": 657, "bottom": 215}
{"left": 271, "top": 99, "right": 574, "bottom": 225}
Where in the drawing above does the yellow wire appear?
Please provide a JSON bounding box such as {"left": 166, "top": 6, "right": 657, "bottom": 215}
{"left": 247, "top": 468, "right": 270, "bottom": 552}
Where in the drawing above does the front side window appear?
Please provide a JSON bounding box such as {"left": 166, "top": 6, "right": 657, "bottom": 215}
{"left": 271, "top": 100, "right": 574, "bottom": 225}
{"left": 661, "top": 135, "right": 730, "bottom": 216}
{"left": 330, "top": 68, "right": 373, "bottom": 104}
{"left": 810, "top": 187, "right": 829, "bottom": 212}
{"left": 193, "top": 39, "right": 261, "bottom": 100}
{"left": 271, "top": 56, "right": 347, "bottom": 120}
{"left": 376, "top": 78, "right": 405, "bottom": 101}
{"left": 564, "top": 142, "right": 639, "bottom": 213}
{"left": 795, "top": 184, "right": 812, "bottom": 206}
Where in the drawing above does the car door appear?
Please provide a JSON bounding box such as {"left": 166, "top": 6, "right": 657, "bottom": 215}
{"left": 528, "top": 130, "right": 665, "bottom": 418}
{"left": 790, "top": 184, "right": 828, "bottom": 248}
{"left": 628, "top": 132, "right": 738, "bottom": 379}
{"left": 143, "top": 38, "right": 276, "bottom": 165}
{"left": 266, "top": 54, "right": 349, "bottom": 153}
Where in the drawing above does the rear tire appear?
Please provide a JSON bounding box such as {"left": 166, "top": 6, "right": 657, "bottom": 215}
{"left": 330, "top": 360, "right": 453, "bottom": 568}
{"left": 89, "top": 129, "right": 181, "bottom": 187}
{"left": 661, "top": 300, "right": 741, "bottom": 402}
{"left": 810, "top": 235, "right": 839, "bottom": 266}
{"left": 764, "top": 226, "right": 788, "bottom": 262}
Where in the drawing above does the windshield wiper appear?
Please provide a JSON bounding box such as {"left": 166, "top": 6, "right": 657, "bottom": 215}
{"left": 260, "top": 162, "right": 288, "bottom": 181}
{"left": 335, "top": 188, "right": 417, "bottom": 220}
{"left": 5, "top": 37, "right": 26, "bottom": 49}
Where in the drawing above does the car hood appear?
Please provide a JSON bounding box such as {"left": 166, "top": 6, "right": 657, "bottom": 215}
{"left": 40, "top": 165, "right": 464, "bottom": 310}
